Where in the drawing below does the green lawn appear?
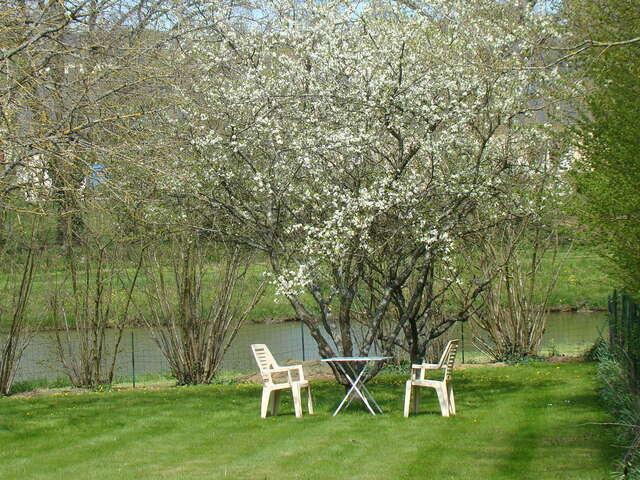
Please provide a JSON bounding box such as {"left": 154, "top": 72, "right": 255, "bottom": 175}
{"left": 0, "top": 362, "right": 617, "bottom": 479}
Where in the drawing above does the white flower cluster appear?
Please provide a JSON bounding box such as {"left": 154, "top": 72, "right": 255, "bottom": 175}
{"left": 274, "top": 262, "right": 316, "bottom": 297}
{"left": 151, "top": 0, "right": 565, "bottom": 294}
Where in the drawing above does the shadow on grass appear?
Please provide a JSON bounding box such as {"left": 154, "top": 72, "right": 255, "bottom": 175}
{"left": 224, "top": 370, "right": 573, "bottom": 417}
{"left": 390, "top": 375, "right": 524, "bottom": 417}
{"left": 489, "top": 401, "right": 617, "bottom": 479}
{"left": 288, "top": 373, "right": 533, "bottom": 416}
{"left": 0, "top": 367, "right": 596, "bottom": 421}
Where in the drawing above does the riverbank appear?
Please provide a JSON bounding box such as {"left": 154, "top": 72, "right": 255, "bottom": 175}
{"left": 8, "top": 355, "right": 585, "bottom": 399}
{"left": 7, "top": 311, "right": 606, "bottom": 388}
{"left": 545, "top": 249, "right": 610, "bottom": 311}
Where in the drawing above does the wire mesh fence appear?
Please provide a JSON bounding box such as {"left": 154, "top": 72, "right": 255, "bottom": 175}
{"left": 608, "top": 291, "right": 640, "bottom": 386}
{"left": 9, "top": 311, "right": 608, "bottom": 388}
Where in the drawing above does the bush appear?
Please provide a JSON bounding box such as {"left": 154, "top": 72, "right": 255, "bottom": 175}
{"left": 596, "top": 342, "right": 640, "bottom": 479}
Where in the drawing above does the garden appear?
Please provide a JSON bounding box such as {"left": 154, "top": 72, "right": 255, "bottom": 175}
{"left": 1, "top": 0, "right": 639, "bottom": 479}
{"left": 0, "top": 363, "right": 617, "bottom": 480}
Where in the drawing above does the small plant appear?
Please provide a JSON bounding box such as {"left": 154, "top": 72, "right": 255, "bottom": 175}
{"left": 0, "top": 229, "right": 39, "bottom": 396}
{"left": 93, "top": 384, "right": 115, "bottom": 393}
{"left": 142, "top": 236, "right": 264, "bottom": 385}
{"left": 584, "top": 337, "right": 607, "bottom": 362}
{"left": 546, "top": 341, "right": 562, "bottom": 358}
{"left": 381, "top": 358, "right": 411, "bottom": 375}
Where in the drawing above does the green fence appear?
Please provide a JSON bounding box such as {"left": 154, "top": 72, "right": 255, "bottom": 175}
{"left": 608, "top": 291, "right": 640, "bottom": 387}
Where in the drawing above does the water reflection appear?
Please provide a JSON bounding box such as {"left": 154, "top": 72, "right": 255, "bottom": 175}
{"left": 10, "top": 312, "right": 608, "bottom": 382}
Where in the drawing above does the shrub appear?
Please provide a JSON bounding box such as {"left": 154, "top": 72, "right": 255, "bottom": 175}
{"left": 596, "top": 342, "right": 640, "bottom": 479}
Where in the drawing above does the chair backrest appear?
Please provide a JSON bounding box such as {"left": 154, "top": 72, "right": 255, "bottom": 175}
{"left": 251, "top": 344, "right": 279, "bottom": 380}
{"left": 438, "top": 340, "right": 459, "bottom": 382}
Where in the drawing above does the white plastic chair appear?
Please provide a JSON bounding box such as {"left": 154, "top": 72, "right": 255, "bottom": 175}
{"left": 251, "top": 344, "right": 314, "bottom": 419}
{"left": 403, "top": 339, "right": 459, "bottom": 417}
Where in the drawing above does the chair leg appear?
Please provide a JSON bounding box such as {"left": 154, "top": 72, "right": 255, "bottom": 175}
{"left": 403, "top": 381, "right": 413, "bottom": 417}
{"left": 435, "top": 384, "right": 450, "bottom": 417}
{"left": 447, "top": 382, "right": 456, "bottom": 416}
{"left": 306, "top": 385, "right": 314, "bottom": 415}
{"left": 261, "top": 388, "right": 272, "bottom": 419}
{"left": 271, "top": 390, "right": 281, "bottom": 416}
{"left": 412, "top": 386, "right": 421, "bottom": 414}
{"left": 292, "top": 382, "right": 303, "bottom": 418}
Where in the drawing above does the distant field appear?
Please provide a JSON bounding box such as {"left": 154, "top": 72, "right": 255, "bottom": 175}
{"left": 543, "top": 248, "right": 610, "bottom": 310}
{"left": 0, "top": 246, "right": 610, "bottom": 329}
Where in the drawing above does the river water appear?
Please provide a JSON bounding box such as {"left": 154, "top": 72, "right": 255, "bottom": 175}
{"left": 10, "top": 312, "right": 608, "bottom": 383}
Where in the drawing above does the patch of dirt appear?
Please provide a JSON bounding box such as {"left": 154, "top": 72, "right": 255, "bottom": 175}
{"left": 254, "top": 317, "right": 300, "bottom": 325}
{"left": 10, "top": 383, "right": 174, "bottom": 398}
{"left": 458, "top": 362, "right": 508, "bottom": 369}
{"left": 457, "top": 356, "right": 584, "bottom": 367}
{"left": 544, "top": 355, "right": 584, "bottom": 363}
{"left": 237, "top": 359, "right": 335, "bottom": 383}
{"left": 546, "top": 305, "right": 606, "bottom": 313}
{"left": 238, "top": 359, "right": 521, "bottom": 383}
{"left": 11, "top": 387, "right": 90, "bottom": 398}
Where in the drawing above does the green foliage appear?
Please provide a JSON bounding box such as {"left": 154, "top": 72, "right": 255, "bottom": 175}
{"left": 596, "top": 342, "right": 640, "bottom": 479}
{"left": 584, "top": 337, "right": 607, "bottom": 362}
{"left": 568, "top": 0, "right": 640, "bottom": 294}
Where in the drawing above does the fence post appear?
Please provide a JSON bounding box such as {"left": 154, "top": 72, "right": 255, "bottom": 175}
{"left": 461, "top": 321, "right": 465, "bottom": 364}
{"left": 300, "top": 320, "right": 306, "bottom": 361}
{"left": 131, "top": 330, "right": 136, "bottom": 389}
{"left": 608, "top": 291, "right": 616, "bottom": 345}
{"left": 610, "top": 291, "right": 640, "bottom": 394}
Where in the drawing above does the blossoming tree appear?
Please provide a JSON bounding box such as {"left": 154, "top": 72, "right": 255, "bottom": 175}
{"left": 159, "top": 0, "right": 561, "bottom": 380}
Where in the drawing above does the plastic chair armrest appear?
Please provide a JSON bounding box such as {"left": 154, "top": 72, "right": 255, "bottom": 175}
{"left": 268, "top": 367, "right": 294, "bottom": 374}
{"left": 421, "top": 363, "right": 441, "bottom": 369}
{"left": 289, "top": 365, "right": 305, "bottom": 382}
{"left": 411, "top": 363, "right": 439, "bottom": 381}
{"left": 269, "top": 365, "right": 305, "bottom": 382}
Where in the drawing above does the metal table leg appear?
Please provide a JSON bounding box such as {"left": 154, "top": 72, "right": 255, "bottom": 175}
{"left": 332, "top": 361, "right": 377, "bottom": 416}
{"left": 343, "top": 362, "right": 384, "bottom": 413}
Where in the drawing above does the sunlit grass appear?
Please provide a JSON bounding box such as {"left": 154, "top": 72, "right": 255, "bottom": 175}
{"left": 0, "top": 362, "right": 617, "bottom": 480}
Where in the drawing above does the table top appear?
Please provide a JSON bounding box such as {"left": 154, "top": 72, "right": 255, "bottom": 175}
{"left": 321, "top": 356, "right": 391, "bottom": 362}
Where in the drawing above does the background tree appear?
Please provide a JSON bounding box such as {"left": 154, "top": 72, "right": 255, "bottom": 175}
{"left": 472, "top": 140, "right": 567, "bottom": 362}
{"left": 50, "top": 211, "right": 144, "bottom": 389}
{"left": 0, "top": 225, "right": 38, "bottom": 396}
{"left": 564, "top": 2, "right": 640, "bottom": 476}
{"left": 0, "top": 0, "right": 191, "bottom": 243}
{"left": 566, "top": 0, "right": 640, "bottom": 294}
